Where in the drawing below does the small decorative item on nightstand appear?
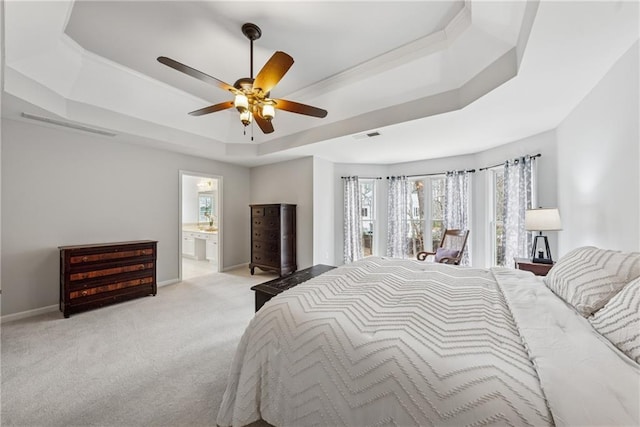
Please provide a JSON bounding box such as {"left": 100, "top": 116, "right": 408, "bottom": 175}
{"left": 514, "top": 258, "right": 555, "bottom": 276}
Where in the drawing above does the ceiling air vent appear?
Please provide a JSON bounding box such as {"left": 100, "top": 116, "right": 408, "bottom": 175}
{"left": 352, "top": 131, "right": 382, "bottom": 140}
{"left": 20, "top": 113, "right": 117, "bottom": 137}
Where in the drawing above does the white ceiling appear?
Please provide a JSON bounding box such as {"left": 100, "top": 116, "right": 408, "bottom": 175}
{"left": 2, "top": 1, "right": 639, "bottom": 167}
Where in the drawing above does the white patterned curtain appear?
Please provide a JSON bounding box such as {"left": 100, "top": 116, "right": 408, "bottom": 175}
{"left": 343, "top": 176, "right": 363, "bottom": 264}
{"left": 503, "top": 156, "right": 536, "bottom": 266}
{"left": 386, "top": 176, "right": 410, "bottom": 258}
{"left": 444, "top": 171, "right": 472, "bottom": 266}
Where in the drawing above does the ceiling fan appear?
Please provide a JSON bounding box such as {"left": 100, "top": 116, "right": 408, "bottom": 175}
{"left": 157, "top": 22, "right": 327, "bottom": 136}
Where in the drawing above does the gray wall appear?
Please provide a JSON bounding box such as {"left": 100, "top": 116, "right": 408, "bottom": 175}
{"left": 249, "top": 157, "right": 314, "bottom": 270}
{"left": 313, "top": 157, "right": 335, "bottom": 265}
{"left": 556, "top": 41, "right": 639, "bottom": 254}
{"left": 1, "top": 118, "right": 251, "bottom": 316}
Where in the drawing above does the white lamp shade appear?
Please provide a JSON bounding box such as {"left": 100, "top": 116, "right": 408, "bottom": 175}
{"left": 262, "top": 104, "right": 275, "bottom": 120}
{"left": 234, "top": 94, "right": 249, "bottom": 112}
{"left": 525, "top": 208, "right": 562, "bottom": 231}
{"left": 239, "top": 110, "right": 252, "bottom": 126}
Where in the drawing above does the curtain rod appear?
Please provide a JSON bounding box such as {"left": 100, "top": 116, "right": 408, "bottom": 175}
{"left": 478, "top": 153, "right": 541, "bottom": 171}
{"left": 341, "top": 152, "right": 541, "bottom": 179}
{"left": 388, "top": 169, "right": 476, "bottom": 179}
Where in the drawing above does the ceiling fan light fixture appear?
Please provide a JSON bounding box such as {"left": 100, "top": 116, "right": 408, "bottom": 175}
{"left": 158, "top": 22, "right": 326, "bottom": 137}
{"left": 239, "top": 110, "right": 252, "bottom": 126}
{"left": 262, "top": 104, "right": 275, "bottom": 121}
{"left": 234, "top": 94, "right": 249, "bottom": 113}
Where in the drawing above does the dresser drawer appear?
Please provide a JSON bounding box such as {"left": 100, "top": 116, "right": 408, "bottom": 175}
{"left": 68, "top": 266, "right": 154, "bottom": 291}
{"left": 252, "top": 229, "right": 281, "bottom": 242}
{"left": 69, "top": 262, "right": 154, "bottom": 282}
{"left": 63, "top": 285, "right": 155, "bottom": 317}
{"left": 69, "top": 276, "right": 154, "bottom": 299}
{"left": 252, "top": 252, "right": 279, "bottom": 265}
{"left": 253, "top": 241, "right": 279, "bottom": 253}
{"left": 252, "top": 206, "right": 281, "bottom": 217}
{"left": 264, "top": 206, "right": 280, "bottom": 217}
{"left": 69, "top": 246, "right": 155, "bottom": 265}
{"left": 252, "top": 217, "right": 280, "bottom": 229}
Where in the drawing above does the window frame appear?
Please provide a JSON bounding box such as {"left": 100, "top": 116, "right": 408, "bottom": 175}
{"left": 489, "top": 167, "right": 505, "bottom": 266}
{"left": 406, "top": 175, "right": 446, "bottom": 258}
{"left": 359, "top": 179, "right": 376, "bottom": 257}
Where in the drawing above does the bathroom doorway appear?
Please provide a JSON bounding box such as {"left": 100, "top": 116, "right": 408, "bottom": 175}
{"left": 179, "top": 171, "right": 222, "bottom": 280}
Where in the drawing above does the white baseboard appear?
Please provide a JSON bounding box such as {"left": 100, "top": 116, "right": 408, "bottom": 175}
{"left": 158, "top": 279, "right": 180, "bottom": 288}
{"left": 1, "top": 304, "right": 58, "bottom": 323}
{"left": 2, "top": 280, "right": 180, "bottom": 323}
{"left": 221, "top": 262, "right": 249, "bottom": 272}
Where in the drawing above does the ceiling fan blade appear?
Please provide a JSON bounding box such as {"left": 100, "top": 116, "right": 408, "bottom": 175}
{"left": 188, "top": 101, "right": 234, "bottom": 116}
{"left": 253, "top": 51, "right": 294, "bottom": 94}
{"left": 272, "top": 99, "right": 328, "bottom": 118}
{"left": 254, "top": 114, "right": 275, "bottom": 134}
{"left": 157, "top": 56, "right": 237, "bottom": 93}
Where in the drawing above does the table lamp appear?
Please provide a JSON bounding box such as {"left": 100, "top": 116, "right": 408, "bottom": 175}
{"left": 525, "top": 208, "right": 562, "bottom": 264}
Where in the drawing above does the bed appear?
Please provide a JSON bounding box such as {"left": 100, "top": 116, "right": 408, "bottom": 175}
{"left": 218, "top": 249, "right": 640, "bottom": 426}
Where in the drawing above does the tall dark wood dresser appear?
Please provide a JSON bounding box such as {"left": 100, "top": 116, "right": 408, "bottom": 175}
{"left": 250, "top": 204, "right": 296, "bottom": 276}
{"left": 59, "top": 240, "right": 157, "bottom": 318}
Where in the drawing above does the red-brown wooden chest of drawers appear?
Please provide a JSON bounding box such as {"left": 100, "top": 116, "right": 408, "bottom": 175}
{"left": 59, "top": 240, "right": 157, "bottom": 318}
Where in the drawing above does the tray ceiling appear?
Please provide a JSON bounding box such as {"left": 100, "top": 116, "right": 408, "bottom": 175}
{"left": 3, "top": 1, "right": 638, "bottom": 166}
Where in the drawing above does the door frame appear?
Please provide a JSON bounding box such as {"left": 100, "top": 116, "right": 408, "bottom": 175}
{"left": 178, "top": 170, "right": 223, "bottom": 281}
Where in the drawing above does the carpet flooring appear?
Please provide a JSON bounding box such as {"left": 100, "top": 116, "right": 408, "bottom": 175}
{"left": 1, "top": 267, "right": 277, "bottom": 427}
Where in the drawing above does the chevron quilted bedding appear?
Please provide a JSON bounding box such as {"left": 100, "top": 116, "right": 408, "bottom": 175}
{"left": 217, "top": 257, "right": 640, "bottom": 427}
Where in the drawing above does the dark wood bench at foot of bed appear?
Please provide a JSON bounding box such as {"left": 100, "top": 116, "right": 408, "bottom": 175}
{"left": 250, "top": 264, "right": 336, "bottom": 312}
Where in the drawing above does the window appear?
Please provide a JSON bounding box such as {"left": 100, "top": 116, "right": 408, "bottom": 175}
{"left": 430, "top": 177, "right": 446, "bottom": 252}
{"left": 407, "top": 180, "right": 425, "bottom": 258}
{"left": 406, "top": 177, "right": 446, "bottom": 258}
{"left": 360, "top": 180, "right": 375, "bottom": 256}
{"left": 492, "top": 169, "right": 506, "bottom": 266}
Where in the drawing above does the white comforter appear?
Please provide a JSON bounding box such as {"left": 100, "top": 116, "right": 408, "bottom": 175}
{"left": 217, "top": 257, "right": 640, "bottom": 426}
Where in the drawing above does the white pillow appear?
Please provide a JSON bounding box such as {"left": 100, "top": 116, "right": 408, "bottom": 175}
{"left": 590, "top": 277, "right": 640, "bottom": 364}
{"left": 544, "top": 246, "right": 640, "bottom": 317}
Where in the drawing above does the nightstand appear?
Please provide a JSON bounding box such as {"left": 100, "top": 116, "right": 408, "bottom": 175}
{"left": 514, "top": 258, "right": 555, "bottom": 276}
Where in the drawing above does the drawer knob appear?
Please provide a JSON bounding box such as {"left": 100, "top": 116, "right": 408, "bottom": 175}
{"left": 81, "top": 290, "right": 88, "bottom": 296}
{"left": 82, "top": 256, "right": 88, "bottom": 262}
